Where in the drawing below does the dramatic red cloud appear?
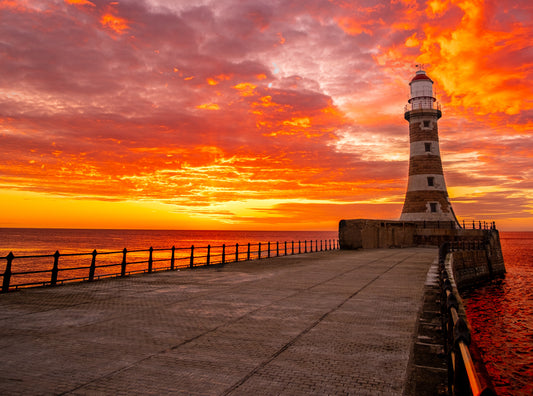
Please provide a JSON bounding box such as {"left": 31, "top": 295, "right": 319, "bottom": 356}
{"left": 0, "top": 0, "right": 531, "bottom": 231}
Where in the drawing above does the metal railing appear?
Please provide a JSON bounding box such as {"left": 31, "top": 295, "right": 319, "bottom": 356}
{"left": 404, "top": 101, "right": 442, "bottom": 112}
{"left": 1, "top": 239, "right": 339, "bottom": 293}
{"left": 416, "top": 220, "right": 497, "bottom": 230}
{"left": 438, "top": 243, "right": 497, "bottom": 396}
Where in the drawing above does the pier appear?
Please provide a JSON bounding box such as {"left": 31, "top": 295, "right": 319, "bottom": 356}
{"left": 0, "top": 248, "right": 439, "bottom": 395}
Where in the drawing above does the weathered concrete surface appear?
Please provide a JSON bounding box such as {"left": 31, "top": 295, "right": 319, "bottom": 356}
{"left": 0, "top": 248, "right": 437, "bottom": 395}
{"left": 339, "top": 219, "right": 417, "bottom": 249}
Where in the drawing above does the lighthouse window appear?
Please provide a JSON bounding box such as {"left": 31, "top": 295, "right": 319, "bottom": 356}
{"left": 423, "top": 120, "right": 430, "bottom": 128}
{"left": 425, "top": 143, "right": 431, "bottom": 152}
{"left": 427, "top": 176, "right": 434, "bottom": 186}
{"left": 430, "top": 203, "right": 437, "bottom": 212}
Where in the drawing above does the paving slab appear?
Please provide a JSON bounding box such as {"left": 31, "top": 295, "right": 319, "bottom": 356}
{"left": 0, "top": 248, "right": 437, "bottom": 395}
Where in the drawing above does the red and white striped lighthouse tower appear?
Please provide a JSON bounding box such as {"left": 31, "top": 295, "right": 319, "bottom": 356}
{"left": 400, "top": 68, "right": 460, "bottom": 226}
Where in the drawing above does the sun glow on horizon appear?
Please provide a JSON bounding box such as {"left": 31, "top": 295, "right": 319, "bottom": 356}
{"left": 1, "top": 0, "right": 532, "bottom": 231}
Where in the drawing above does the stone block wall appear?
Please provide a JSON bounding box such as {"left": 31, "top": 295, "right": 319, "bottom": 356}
{"left": 338, "top": 219, "right": 416, "bottom": 249}
{"left": 408, "top": 156, "right": 443, "bottom": 175}
{"left": 450, "top": 250, "right": 491, "bottom": 290}
{"left": 401, "top": 191, "right": 454, "bottom": 216}
{"left": 339, "top": 219, "right": 506, "bottom": 288}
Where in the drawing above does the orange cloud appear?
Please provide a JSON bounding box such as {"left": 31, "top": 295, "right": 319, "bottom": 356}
{"left": 197, "top": 103, "right": 220, "bottom": 110}
{"left": 418, "top": 1, "right": 532, "bottom": 116}
{"left": 65, "top": 0, "right": 95, "bottom": 6}
{"left": 101, "top": 13, "right": 130, "bottom": 35}
{"left": 0, "top": 0, "right": 41, "bottom": 12}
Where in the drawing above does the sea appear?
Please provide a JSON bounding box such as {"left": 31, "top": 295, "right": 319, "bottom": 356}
{"left": 0, "top": 228, "right": 339, "bottom": 287}
{"left": 0, "top": 228, "right": 531, "bottom": 394}
{"left": 464, "top": 231, "right": 533, "bottom": 396}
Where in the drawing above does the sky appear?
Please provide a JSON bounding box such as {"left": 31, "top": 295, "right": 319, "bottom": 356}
{"left": 0, "top": 0, "right": 532, "bottom": 231}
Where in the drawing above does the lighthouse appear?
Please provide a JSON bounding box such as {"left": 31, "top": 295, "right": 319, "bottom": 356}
{"left": 400, "top": 68, "right": 460, "bottom": 227}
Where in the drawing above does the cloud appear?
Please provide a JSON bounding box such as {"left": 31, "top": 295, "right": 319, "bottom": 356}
{"left": 0, "top": 0, "right": 532, "bottom": 230}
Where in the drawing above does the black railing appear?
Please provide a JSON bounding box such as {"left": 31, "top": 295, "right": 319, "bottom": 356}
{"left": 1, "top": 239, "right": 339, "bottom": 293}
{"left": 404, "top": 101, "right": 442, "bottom": 112}
{"left": 417, "top": 220, "right": 497, "bottom": 230}
{"left": 438, "top": 243, "right": 497, "bottom": 396}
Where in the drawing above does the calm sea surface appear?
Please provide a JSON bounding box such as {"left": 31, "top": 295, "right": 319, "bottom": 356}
{"left": 0, "top": 228, "right": 338, "bottom": 256}
{"left": 464, "top": 232, "right": 533, "bottom": 396}
{"left": 0, "top": 228, "right": 339, "bottom": 286}
{"left": 0, "top": 228, "right": 531, "bottom": 393}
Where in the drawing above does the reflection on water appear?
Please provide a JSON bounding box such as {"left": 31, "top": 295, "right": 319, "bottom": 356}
{"left": 0, "top": 228, "right": 338, "bottom": 257}
{"left": 0, "top": 228, "right": 338, "bottom": 287}
{"left": 464, "top": 232, "right": 533, "bottom": 396}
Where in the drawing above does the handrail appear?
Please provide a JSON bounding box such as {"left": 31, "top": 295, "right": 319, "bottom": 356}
{"left": 1, "top": 239, "right": 339, "bottom": 293}
{"left": 416, "top": 220, "right": 497, "bottom": 230}
{"left": 438, "top": 243, "right": 497, "bottom": 396}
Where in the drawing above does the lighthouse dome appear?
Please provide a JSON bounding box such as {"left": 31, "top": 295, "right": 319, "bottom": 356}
{"left": 410, "top": 70, "right": 433, "bottom": 84}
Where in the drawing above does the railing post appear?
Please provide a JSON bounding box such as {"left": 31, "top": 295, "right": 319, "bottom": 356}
{"left": 276, "top": 241, "right": 279, "bottom": 257}
{"left": 190, "top": 245, "right": 194, "bottom": 268}
{"left": 247, "top": 243, "right": 251, "bottom": 261}
{"left": 51, "top": 250, "right": 60, "bottom": 286}
{"left": 2, "top": 252, "right": 14, "bottom": 293}
{"left": 222, "top": 244, "right": 226, "bottom": 264}
{"left": 268, "top": 241, "right": 271, "bottom": 258}
{"left": 235, "top": 243, "right": 239, "bottom": 263}
{"left": 89, "top": 249, "right": 97, "bottom": 281}
{"left": 121, "top": 248, "right": 127, "bottom": 276}
{"left": 315, "top": 240, "right": 318, "bottom": 252}
{"left": 170, "top": 246, "right": 175, "bottom": 270}
{"left": 291, "top": 241, "right": 294, "bottom": 255}
{"left": 148, "top": 247, "right": 153, "bottom": 273}
{"left": 207, "top": 245, "right": 211, "bottom": 266}
{"left": 298, "top": 240, "right": 301, "bottom": 254}
{"left": 320, "top": 240, "right": 323, "bottom": 251}
{"left": 258, "top": 242, "right": 261, "bottom": 260}
{"left": 284, "top": 241, "right": 287, "bottom": 256}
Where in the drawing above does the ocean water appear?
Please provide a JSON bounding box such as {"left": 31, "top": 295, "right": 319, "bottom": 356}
{"left": 0, "top": 228, "right": 338, "bottom": 256}
{"left": 0, "top": 228, "right": 338, "bottom": 287}
{"left": 464, "top": 232, "right": 533, "bottom": 396}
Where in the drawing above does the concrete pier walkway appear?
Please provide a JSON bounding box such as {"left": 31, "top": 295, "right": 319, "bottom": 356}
{"left": 0, "top": 248, "right": 437, "bottom": 395}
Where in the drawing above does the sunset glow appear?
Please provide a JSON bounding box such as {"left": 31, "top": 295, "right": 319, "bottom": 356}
{"left": 1, "top": 0, "right": 531, "bottom": 231}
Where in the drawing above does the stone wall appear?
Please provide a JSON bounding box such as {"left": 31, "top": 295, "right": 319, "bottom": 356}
{"left": 486, "top": 230, "right": 506, "bottom": 275}
{"left": 408, "top": 156, "right": 443, "bottom": 175}
{"left": 339, "top": 219, "right": 506, "bottom": 288}
{"left": 338, "top": 219, "right": 417, "bottom": 249}
{"left": 449, "top": 250, "right": 491, "bottom": 290}
{"left": 448, "top": 230, "right": 506, "bottom": 290}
